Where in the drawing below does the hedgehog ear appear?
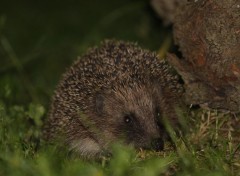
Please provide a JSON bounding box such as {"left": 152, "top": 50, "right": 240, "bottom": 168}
{"left": 95, "top": 94, "right": 104, "bottom": 114}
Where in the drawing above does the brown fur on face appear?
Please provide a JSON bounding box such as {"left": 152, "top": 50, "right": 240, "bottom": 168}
{"left": 43, "top": 40, "right": 184, "bottom": 159}
{"left": 94, "top": 82, "right": 166, "bottom": 148}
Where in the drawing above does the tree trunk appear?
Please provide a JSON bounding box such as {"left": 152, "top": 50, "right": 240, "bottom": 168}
{"left": 151, "top": 0, "right": 240, "bottom": 112}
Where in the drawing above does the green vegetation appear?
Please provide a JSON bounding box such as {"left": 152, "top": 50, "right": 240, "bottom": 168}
{"left": 0, "top": 0, "right": 239, "bottom": 175}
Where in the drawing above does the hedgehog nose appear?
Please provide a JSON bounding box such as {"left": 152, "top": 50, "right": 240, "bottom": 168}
{"left": 151, "top": 138, "right": 164, "bottom": 151}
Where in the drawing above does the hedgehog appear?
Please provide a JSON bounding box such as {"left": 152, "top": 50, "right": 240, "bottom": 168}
{"left": 43, "top": 40, "right": 184, "bottom": 159}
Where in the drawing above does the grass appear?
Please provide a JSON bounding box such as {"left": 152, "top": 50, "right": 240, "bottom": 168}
{"left": 0, "top": 0, "right": 240, "bottom": 175}
{"left": 1, "top": 102, "right": 239, "bottom": 176}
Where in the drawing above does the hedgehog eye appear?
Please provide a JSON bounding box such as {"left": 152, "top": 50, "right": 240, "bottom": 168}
{"left": 155, "top": 106, "right": 161, "bottom": 119}
{"left": 155, "top": 106, "right": 162, "bottom": 125}
{"left": 123, "top": 114, "right": 133, "bottom": 124}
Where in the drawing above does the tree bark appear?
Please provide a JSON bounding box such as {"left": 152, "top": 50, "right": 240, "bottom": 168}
{"left": 151, "top": 0, "right": 240, "bottom": 112}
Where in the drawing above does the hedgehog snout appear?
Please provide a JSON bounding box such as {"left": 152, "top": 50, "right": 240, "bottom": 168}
{"left": 151, "top": 137, "right": 164, "bottom": 151}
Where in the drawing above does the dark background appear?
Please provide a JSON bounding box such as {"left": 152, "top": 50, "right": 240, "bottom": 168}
{"left": 0, "top": 0, "right": 170, "bottom": 108}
